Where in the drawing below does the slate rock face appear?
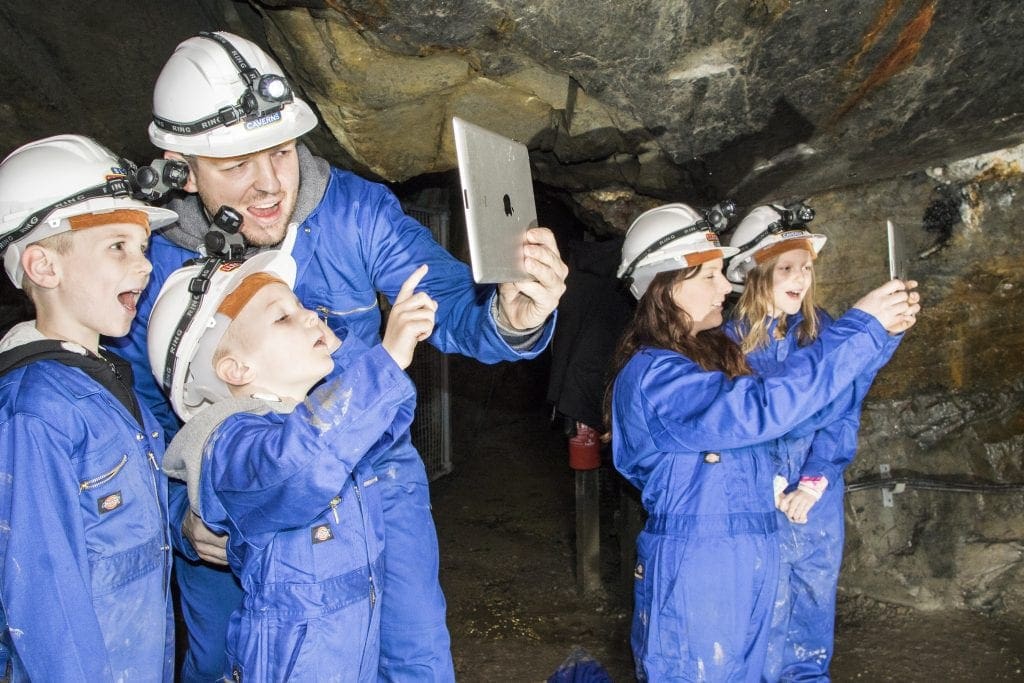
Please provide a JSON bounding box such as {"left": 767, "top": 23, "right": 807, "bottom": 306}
{"left": 4, "top": 1, "right": 1024, "bottom": 226}
{"left": 799, "top": 147, "right": 1024, "bottom": 614}
{"left": 257, "top": 0, "right": 1024, "bottom": 214}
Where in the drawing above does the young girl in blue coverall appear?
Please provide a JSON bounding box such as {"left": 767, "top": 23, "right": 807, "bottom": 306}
{"left": 606, "top": 203, "right": 919, "bottom": 682}
{"left": 724, "top": 204, "right": 905, "bottom": 681}
{"left": 146, "top": 251, "right": 436, "bottom": 681}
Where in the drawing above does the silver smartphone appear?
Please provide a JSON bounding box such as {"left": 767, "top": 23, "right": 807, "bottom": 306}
{"left": 886, "top": 219, "right": 907, "bottom": 281}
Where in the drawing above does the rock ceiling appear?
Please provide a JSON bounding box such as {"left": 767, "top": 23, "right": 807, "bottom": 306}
{"left": 3, "top": 1, "right": 1024, "bottom": 232}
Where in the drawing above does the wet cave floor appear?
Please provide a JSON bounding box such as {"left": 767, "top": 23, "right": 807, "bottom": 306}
{"left": 435, "top": 404, "right": 1024, "bottom": 682}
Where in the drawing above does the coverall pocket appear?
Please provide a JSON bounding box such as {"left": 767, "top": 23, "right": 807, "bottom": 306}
{"left": 309, "top": 289, "right": 379, "bottom": 338}
{"left": 79, "top": 453, "right": 128, "bottom": 490}
{"left": 231, "top": 618, "right": 311, "bottom": 681}
{"left": 78, "top": 450, "right": 163, "bottom": 556}
{"left": 654, "top": 543, "right": 693, "bottom": 673}
{"left": 633, "top": 533, "right": 694, "bottom": 680}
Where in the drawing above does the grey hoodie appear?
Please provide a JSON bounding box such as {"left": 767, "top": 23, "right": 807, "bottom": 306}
{"left": 162, "top": 395, "right": 298, "bottom": 519}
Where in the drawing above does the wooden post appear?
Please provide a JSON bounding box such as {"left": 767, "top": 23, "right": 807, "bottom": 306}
{"left": 575, "top": 468, "right": 601, "bottom": 593}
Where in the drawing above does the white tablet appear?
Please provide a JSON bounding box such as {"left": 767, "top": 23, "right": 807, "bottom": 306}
{"left": 452, "top": 116, "right": 537, "bottom": 284}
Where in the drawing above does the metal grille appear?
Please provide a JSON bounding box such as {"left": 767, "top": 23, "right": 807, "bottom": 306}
{"left": 403, "top": 204, "right": 453, "bottom": 481}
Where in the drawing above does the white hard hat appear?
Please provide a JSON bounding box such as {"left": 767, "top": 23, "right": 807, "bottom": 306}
{"left": 725, "top": 204, "right": 826, "bottom": 286}
{"left": 149, "top": 31, "right": 318, "bottom": 158}
{"left": 147, "top": 250, "right": 297, "bottom": 421}
{"left": 617, "top": 202, "right": 739, "bottom": 299}
{"left": 0, "top": 134, "right": 178, "bottom": 288}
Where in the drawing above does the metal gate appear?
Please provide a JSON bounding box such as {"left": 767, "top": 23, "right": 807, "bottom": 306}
{"left": 403, "top": 203, "right": 453, "bottom": 481}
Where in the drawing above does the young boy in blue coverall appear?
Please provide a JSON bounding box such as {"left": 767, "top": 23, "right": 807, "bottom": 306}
{"left": 0, "top": 134, "right": 178, "bottom": 681}
{"left": 107, "top": 31, "right": 567, "bottom": 681}
{"left": 145, "top": 249, "right": 437, "bottom": 681}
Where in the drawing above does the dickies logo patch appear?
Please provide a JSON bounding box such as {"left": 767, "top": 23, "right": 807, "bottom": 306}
{"left": 703, "top": 452, "right": 721, "bottom": 464}
{"left": 311, "top": 524, "right": 334, "bottom": 544}
{"left": 98, "top": 491, "right": 123, "bottom": 514}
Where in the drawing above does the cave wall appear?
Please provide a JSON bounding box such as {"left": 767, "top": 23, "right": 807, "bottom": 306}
{"left": 802, "top": 146, "right": 1024, "bottom": 613}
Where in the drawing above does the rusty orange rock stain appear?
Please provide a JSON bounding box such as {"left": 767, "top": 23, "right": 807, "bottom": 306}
{"left": 844, "top": 0, "right": 904, "bottom": 77}
{"left": 972, "top": 159, "right": 1024, "bottom": 184}
{"left": 833, "top": 0, "right": 937, "bottom": 123}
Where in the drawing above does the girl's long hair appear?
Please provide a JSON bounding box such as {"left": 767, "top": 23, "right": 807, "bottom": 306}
{"left": 602, "top": 265, "right": 751, "bottom": 438}
{"left": 733, "top": 251, "right": 820, "bottom": 354}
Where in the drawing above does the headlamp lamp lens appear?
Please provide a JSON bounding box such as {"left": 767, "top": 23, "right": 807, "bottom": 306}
{"left": 703, "top": 200, "right": 737, "bottom": 233}
{"left": 257, "top": 75, "right": 290, "bottom": 103}
{"left": 772, "top": 203, "right": 815, "bottom": 231}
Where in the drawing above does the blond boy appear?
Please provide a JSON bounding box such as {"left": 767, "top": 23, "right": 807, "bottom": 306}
{"left": 148, "top": 251, "right": 435, "bottom": 681}
{"left": 0, "top": 134, "right": 177, "bottom": 681}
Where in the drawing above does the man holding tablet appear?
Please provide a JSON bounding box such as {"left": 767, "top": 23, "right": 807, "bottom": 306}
{"left": 111, "top": 31, "right": 567, "bottom": 682}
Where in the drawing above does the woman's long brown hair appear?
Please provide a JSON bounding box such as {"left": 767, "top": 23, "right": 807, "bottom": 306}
{"left": 602, "top": 265, "right": 751, "bottom": 439}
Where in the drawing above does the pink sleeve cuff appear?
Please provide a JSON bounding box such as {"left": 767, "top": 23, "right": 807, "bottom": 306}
{"left": 797, "top": 475, "right": 829, "bottom": 500}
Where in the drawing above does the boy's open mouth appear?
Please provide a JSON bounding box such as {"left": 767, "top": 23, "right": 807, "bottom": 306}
{"left": 117, "top": 289, "right": 142, "bottom": 312}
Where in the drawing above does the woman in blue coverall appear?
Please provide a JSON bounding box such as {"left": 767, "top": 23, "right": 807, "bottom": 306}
{"left": 724, "top": 204, "right": 905, "bottom": 681}
{"left": 606, "top": 203, "right": 919, "bottom": 682}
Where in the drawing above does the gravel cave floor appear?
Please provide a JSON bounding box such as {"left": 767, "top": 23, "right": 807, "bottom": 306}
{"left": 435, "top": 404, "right": 1024, "bottom": 682}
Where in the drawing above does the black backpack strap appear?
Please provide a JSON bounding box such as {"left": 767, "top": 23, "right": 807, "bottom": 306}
{"left": 0, "top": 340, "right": 143, "bottom": 425}
{"left": 0, "top": 340, "right": 88, "bottom": 376}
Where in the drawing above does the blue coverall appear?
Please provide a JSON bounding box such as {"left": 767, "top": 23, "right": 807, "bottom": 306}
{"left": 730, "top": 310, "right": 900, "bottom": 681}
{"left": 0, "top": 353, "right": 173, "bottom": 680}
{"left": 611, "top": 309, "right": 889, "bottom": 682}
{"left": 109, "top": 149, "right": 554, "bottom": 681}
{"left": 168, "top": 337, "right": 416, "bottom": 681}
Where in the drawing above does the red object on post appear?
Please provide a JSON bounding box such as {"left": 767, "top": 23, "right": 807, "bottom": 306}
{"left": 568, "top": 422, "right": 602, "bottom": 470}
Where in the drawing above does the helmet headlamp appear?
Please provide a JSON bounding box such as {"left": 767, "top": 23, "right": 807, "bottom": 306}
{"left": 256, "top": 74, "right": 290, "bottom": 103}
{"left": 618, "top": 200, "right": 737, "bottom": 285}
{"left": 151, "top": 31, "right": 295, "bottom": 138}
{"left": 204, "top": 206, "right": 246, "bottom": 260}
{"left": 732, "top": 201, "right": 816, "bottom": 254}
{"left": 701, "top": 199, "right": 738, "bottom": 234}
